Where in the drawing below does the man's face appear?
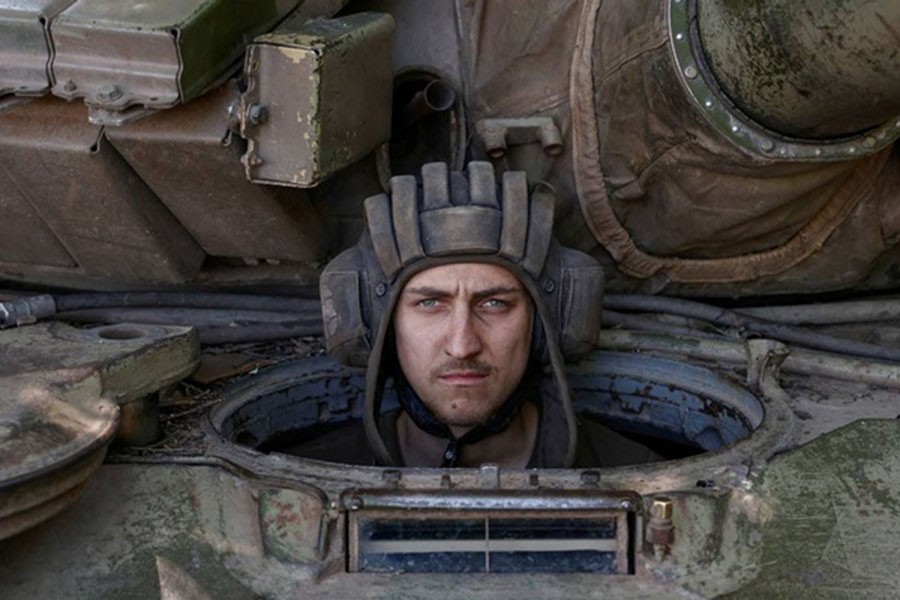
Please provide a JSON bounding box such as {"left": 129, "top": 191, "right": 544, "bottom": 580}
{"left": 392, "top": 262, "right": 533, "bottom": 432}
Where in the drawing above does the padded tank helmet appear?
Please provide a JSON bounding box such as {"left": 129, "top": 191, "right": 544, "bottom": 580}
{"left": 320, "top": 161, "right": 604, "bottom": 467}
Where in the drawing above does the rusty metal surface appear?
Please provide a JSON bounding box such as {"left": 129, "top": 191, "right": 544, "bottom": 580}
{"left": 0, "top": 96, "right": 205, "bottom": 284}
{"left": 0, "top": 0, "right": 74, "bottom": 97}
{"left": 241, "top": 12, "right": 394, "bottom": 187}
{"left": 0, "top": 321, "right": 199, "bottom": 539}
{"left": 106, "top": 83, "right": 327, "bottom": 263}
{"left": 49, "top": 0, "right": 302, "bottom": 120}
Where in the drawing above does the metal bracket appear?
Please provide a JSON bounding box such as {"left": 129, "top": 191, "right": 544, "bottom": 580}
{"left": 476, "top": 117, "right": 564, "bottom": 159}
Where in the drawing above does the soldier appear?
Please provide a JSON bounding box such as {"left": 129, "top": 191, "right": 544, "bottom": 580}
{"left": 294, "top": 162, "right": 660, "bottom": 468}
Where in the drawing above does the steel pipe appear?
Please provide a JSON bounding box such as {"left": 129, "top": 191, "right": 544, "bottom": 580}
{"left": 397, "top": 78, "right": 457, "bottom": 132}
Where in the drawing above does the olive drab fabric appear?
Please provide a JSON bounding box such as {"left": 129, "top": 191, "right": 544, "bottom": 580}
{"left": 320, "top": 161, "right": 605, "bottom": 468}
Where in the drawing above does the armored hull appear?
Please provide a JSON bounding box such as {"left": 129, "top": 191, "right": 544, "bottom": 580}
{"left": 2, "top": 1, "right": 900, "bottom": 598}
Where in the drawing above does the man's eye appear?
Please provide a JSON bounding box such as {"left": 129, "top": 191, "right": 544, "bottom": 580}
{"left": 481, "top": 298, "right": 509, "bottom": 310}
{"left": 416, "top": 298, "right": 439, "bottom": 308}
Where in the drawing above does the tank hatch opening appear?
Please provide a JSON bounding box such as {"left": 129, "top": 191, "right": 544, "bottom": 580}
{"left": 209, "top": 352, "right": 766, "bottom": 467}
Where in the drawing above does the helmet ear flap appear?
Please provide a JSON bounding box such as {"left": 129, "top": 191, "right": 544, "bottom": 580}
{"left": 528, "top": 243, "right": 605, "bottom": 365}
{"left": 320, "top": 244, "right": 374, "bottom": 368}
{"left": 557, "top": 247, "right": 605, "bottom": 359}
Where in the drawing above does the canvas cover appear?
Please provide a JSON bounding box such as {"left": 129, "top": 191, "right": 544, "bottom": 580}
{"left": 455, "top": 0, "right": 900, "bottom": 294}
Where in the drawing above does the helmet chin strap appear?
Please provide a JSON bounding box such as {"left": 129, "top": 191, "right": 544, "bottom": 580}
{"left": 395, "top": 375, "right": 529, "bottom": 467}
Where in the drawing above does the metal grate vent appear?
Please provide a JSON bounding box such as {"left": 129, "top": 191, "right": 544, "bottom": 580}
{"left": 345, "top": 491, "right": 638, "bottom": 574}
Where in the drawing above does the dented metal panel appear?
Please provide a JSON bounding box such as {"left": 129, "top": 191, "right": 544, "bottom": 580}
{"left": 241, "top": 12, "right": 394, "bottom": 188}
{"left": 49, "top": 0, "right": 301, "bottom": 118}
{"left": 0, "top": 0, "right": 74, "bottom": 97}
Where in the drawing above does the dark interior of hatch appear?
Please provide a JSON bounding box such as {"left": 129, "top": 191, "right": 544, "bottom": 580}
{"left": 216, "top": 353, "right": 762, "bottom": 467}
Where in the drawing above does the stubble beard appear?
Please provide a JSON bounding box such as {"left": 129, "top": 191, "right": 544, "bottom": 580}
{"left": 425, "top": 358, "right": 503, "bottom": 429}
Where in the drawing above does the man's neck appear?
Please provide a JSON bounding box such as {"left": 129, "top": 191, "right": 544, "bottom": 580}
{"left": 397, "top": 401, "right": 538, "bottom": 468}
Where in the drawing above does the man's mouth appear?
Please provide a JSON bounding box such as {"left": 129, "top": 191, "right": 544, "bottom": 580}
{"left": 437, "top": 371, "right": 489, "bottom": 385}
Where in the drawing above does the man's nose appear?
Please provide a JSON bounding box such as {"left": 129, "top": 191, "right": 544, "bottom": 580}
{"left": 445, "top": 308, "right": 483, "bottom": 358}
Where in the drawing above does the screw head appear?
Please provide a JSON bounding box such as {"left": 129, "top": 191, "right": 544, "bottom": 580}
{"left": 247, "top": 103, "right": 269, "bottom": 126}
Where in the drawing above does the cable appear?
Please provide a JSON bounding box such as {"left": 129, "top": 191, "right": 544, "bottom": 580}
{"left": 604, "top": 294, "right": 900, "bottom": 364}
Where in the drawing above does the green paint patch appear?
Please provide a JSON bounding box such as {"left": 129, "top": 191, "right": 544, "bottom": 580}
{"left": 727, "top": 420, "right": 900, "bottom": 599}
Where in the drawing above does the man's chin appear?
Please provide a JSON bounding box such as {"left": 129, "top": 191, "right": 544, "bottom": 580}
{"left": 432, "top": 406, "right": 493, "bottom": 431}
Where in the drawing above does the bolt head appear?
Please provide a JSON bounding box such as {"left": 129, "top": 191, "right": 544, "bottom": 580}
{"left": 248, "top": 103, "right": 269, "bottom": 126}
{"left": 96, "top": 85, "right": 123, "bottom": 102}
{"left": 651, "top": 497, "right": 673, "bottom": 520}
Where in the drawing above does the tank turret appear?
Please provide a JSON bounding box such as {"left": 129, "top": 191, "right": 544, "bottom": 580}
{"left": 698, "top": 0, "right": 900, "bottom": 138}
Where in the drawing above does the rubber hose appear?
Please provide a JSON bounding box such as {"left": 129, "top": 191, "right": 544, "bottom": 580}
{"left": 53, "top": 292, "right": 320, "bottom": 314}
{"left": 604, "top": 294, "right": 900, "bottom": 364}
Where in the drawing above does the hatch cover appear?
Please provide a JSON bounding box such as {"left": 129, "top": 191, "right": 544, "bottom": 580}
{"left": 0, "top": 321, "right": 199, "bottom": 539}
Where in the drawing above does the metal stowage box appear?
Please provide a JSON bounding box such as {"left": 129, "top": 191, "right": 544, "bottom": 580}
{"left": 241, "top": 12, "right": 395, "bottom": 188}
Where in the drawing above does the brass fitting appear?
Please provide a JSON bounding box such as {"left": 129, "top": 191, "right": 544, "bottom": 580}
{"left": 645, "top": 496, "right": 675, "bottom": 561}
